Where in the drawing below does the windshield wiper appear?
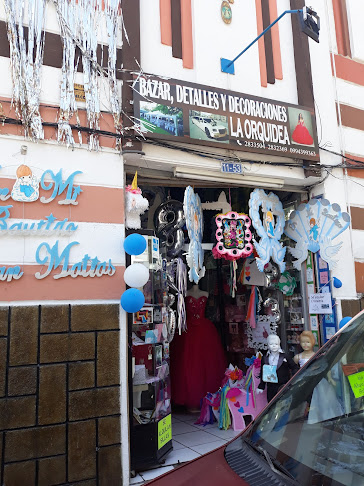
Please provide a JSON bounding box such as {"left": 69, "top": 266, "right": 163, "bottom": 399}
{"left": 244, "top": 438, "right": 297, "bottom": 483}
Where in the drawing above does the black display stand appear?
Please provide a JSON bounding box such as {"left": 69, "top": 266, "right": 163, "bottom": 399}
{"left": 127, "top": 230, "right": 173, "bottom": 472}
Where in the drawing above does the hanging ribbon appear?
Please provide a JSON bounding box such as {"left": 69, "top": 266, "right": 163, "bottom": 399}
{"left": 230, "top": 260, "right": 238, "bottom": 298}
{"left": 219, "top": 385, "right": 231, "bottom": 430}
{"left": 246, "top": 286, "right": 258, "bottom": 329}
{"left": 176, "top": 257, "right": 187, "bottom": 334}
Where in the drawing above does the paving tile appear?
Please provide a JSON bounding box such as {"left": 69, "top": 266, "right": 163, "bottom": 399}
{"left": 171, "top": 440, "right": 187, "bottom": 451}
{"left": 190, "top": 439, "right": 227, "bottom": 455}
{"left": 172, "top": 413, "right": 199, "bottom": 422}
{"left": 139, "top": 466, "right": 174, "bottom": 481}
{"left": 130, "top": 473, "right": 144, "bottom": 484}
{"left": 172, "top": 430, "right": 216, "bottom": 448}
{"left": 192, "top": 422, "right": 219, "bottom": 430}
{"left": 172, "top": 422, "right": 200, "bottom": 436}
{"left": 162, "top": 447, "right": 200, "bottom": 466}
{"left": 205, "top": 428, "right": 241, "bottom": 441}
{"left": 171, "top": 416, "right": 181, "bottom": 424}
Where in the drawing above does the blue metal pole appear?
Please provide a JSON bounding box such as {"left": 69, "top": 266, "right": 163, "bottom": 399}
{"left": 221, "top": 9, "right": 302, "bottom": 74}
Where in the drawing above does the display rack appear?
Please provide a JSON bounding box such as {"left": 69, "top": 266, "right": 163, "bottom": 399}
{"left": 128, "top": 230, "right": 173, "bottom": 472}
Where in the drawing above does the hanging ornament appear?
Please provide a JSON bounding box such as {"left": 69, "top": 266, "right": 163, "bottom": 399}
{"left": 125, "top": 172, "right": 149, "bottom": 230}
{"left": 264, "top": 262, "right": 280, "bottom": 288}
{"left": 183, "top": 186, "right": 205, "bottom": 283}
{"left": 263, "top": 297, "right": 281, "bottom": 323}
{"left": 213, "top": 211, "right": 253, "bottom": 261}
{"left": 284, "top": 198, "right": 351, "bottom": 270}
{"left": 54, "top": 0, "right": 121, "bottom": 149}
{"left": 154, "top": 199, "right": 185, "bottom": 257}
{"left": 4, "top": 0, "right": 47, "bottom": 140}
{"left": 277, "top": 271, "right": 296, "bottom": 296}
{"left": 248, "top": 189, "right": 286, "bottom": 273}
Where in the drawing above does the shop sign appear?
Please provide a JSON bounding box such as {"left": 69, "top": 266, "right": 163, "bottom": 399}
{"left": 0, "top": 167, "right": 83, "bottom": 205}
{"left": 309, "top": 292, "right": 332, "bottom": 314}
{"left": 0, "top": 167, "right": 116, "bottom": 282}
{"left": 158, "top": 414, "right": 172, "bottom": 450}
{"left": 347, "top": 371, "right": 364, "bottom": 399}
{"left": 133, "top": 75, "right": 319, "bottom": 161}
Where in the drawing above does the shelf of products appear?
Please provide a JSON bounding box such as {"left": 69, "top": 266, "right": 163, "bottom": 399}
{"left": 128, "top": 232, "right": 173, "bottom": 471}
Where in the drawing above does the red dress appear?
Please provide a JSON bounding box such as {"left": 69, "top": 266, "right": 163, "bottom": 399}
{"left": 292, "top": 122, "right": 314, "bottom": 145}
{"left": 170, "top": 296, "right": 227, "bottom": 409}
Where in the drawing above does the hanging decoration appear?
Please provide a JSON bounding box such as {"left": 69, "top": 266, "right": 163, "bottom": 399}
{"left": 183, "top": 186, "right": 205, "bottom": 283}
{"left": 246, "top": 315, "right": 277, "bottom": 350}
{"left": 4, "top": 0, "right": 47, "bottom": 140}
{"left": 278, "top": 271, "right": 297, "bottom": 296}
{"left": 56, "top": 0, "right": 102, "bottom": 150}
{"left": 248, "top": 189, "right": 286, "bottom": 273}
{"left": 284, "top": 198, "right": 351, "bottom": 270}
{"left": 263, "top": 297, "right": 281, "bottom": 323}
{"left": 263, "top": 262, "right": 280, "bottom": 288}
{"left": 154, "top": 199, "right": 185, "bottom": 257}
{"left": 176, "top": 258, "right": 187, "bottom": 334}
{"left": 213, "top": 211, "right": 253, "bottom": 261}
{"left": 125, "top": 172, "right": 149, "bottom": 230}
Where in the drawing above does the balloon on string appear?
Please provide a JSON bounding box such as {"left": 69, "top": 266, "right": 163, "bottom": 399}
{"left": 124, "top": 263, "right": 149, "bottom": 288}
{"left": 339, "top": 316, "right": 351, "bottom": 329}
{"left": 123, "top": 234, "right": 147, "bottom": 255}
{"left": 120, "top": 288, "right": 145, "bottom": 313}
{"left": 333, "top": 277, "right": 342, "bottom": 288}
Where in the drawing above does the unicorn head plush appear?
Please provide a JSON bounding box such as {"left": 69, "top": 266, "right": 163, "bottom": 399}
{"left": 125, "top": 172, "right": 149, "bottom": 229}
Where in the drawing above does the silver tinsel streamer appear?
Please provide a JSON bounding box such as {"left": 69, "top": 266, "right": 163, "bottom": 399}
{"left": 79, "top": 0, "right": 101, "bottom": 151}
{"left": 105, "top": 0, "right": 121, "bottom": 142}
{"left": 4, "top": 0, "right": 47, "bottom": 140}
{"left": 55, "top": 0, "right": 81, "bottom": 148}
{"left": 54, "top": 0, "right": 122, "bottom": 150}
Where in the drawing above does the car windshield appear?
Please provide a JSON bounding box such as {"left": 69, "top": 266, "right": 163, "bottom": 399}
{"left": 225, "top": 313, "right": 364, "bottom": 486}
{"left": 204, "top": 118, "right": 215, "bottom": 125}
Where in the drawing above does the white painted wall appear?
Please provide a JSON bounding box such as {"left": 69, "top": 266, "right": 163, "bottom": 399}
{"left": 0, "top": 137, "right": 123, "bottom": 188}
{"left": 140, "top": 0, "right": 298, "bottom": 104}
{"left": 346, "top": 0, "right": 364, "bottom": 62}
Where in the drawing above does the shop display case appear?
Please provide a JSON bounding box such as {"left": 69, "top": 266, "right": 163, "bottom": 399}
{"left": 283, "top": 264, "right": 306, "bottom": 356}
{"left": 127, "top": 231, "right": 173, "bottom": 472}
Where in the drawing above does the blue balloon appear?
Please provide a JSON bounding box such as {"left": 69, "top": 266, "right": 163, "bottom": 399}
{"left": 339, "top": 316, "right": 351, "bottom": 329}
{"left": 124, "top": 234, "right": 147, "bottom": 256}
{"left": 120, "top": 288, "right": 145, "bottom": 313}
{"left": 333, "top": 277, "right": 342, "bottom": 288}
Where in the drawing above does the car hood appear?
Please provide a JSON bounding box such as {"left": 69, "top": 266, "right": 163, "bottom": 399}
{"left": 147, "top": 445, "right": 248, "bottom": 486}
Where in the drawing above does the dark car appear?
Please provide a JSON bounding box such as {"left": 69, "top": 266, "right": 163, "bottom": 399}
{"left": 149, "top": 312, "right": 364, "bottom": 486}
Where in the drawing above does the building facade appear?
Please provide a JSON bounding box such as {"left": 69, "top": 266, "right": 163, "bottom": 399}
{"left": 0, "top": 0, "right": 363, "bottom": 485}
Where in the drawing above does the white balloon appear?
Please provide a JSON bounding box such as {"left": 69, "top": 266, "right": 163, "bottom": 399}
{"left": 124, "top": 263, "right": 150, "bottom": 288}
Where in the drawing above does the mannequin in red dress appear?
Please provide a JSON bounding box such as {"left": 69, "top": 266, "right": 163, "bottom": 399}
{"left": 292, "top": 113, "right": 314, "bottom": 145}
{"left": 170, "top": 284, "right": 227, "bottom": 411}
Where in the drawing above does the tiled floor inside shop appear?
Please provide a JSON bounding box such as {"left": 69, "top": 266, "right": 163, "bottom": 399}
{"left": 130, "top": 412, "right": 240, "bottom": 485}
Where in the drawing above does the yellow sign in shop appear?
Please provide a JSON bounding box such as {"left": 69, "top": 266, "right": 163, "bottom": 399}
{"left": 158, "top": 414, "right": 172, "bottom": 450}
{"left": 348, "top": 371, "right": 364, "bottom": 399}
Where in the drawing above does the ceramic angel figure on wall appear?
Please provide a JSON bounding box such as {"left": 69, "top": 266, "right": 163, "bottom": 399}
{"left": 125, "top": 172, "right": 149, "bottom": 229}
{"left": 284, "top": 198, "right": 351, "bottom": 270}
{"left": 248, "top": 189, "right": 286, "bottom": 273}
{"left": 11, "top": 165, "right": 39, "bottom": 202}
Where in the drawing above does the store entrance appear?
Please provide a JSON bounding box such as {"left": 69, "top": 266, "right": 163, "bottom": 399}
{"left": 129, "top": 181, "right": 308, "bottom": 473}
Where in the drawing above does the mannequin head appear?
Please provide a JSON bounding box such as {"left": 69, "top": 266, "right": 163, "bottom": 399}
{"left": 299, "top": 331, "right": 315, "bottom": 352}
{"left": 267, "top": 334, "right": 281, "bottom": 354}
